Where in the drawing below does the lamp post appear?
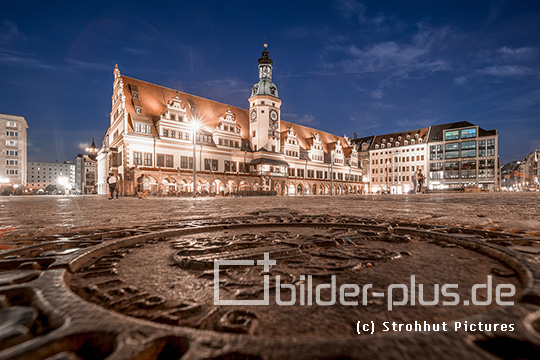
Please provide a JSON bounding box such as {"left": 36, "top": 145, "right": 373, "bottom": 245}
{"left": 330, "top": 151, "right": 334, "bottom": 196}
{"left": 385, "top": 159, "right": 389, "bottom": 194}
{"left": 394, "top": 150, "right": 400, "bottom": 194}
{"left": 192, "top": 120, "right": 200, "bottom": 198}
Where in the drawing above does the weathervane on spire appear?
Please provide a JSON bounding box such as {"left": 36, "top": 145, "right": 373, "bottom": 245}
{"left": 264, "top": 37, "right": 268, "bottom": 48}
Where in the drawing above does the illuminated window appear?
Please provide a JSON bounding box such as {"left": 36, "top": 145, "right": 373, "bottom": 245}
{"left": 461, "top": 128, "right": 477, "bottom": 139}
{"left": 444, "top": 130, "right": 459, "bottom": 141}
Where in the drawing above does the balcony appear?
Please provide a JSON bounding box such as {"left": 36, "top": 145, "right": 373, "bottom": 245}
{"left": 257, "top": 170, "right": 286, "bottom": 177}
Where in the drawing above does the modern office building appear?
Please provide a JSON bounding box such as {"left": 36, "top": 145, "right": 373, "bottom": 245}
{"left": 97, "top": 44, "right": 365, "bottom": 196}
{"left": 1, "top": 113, "right": 28, "bottom": 192}
{"left": 427, "top": 121, "right": 499, "bottom": 190}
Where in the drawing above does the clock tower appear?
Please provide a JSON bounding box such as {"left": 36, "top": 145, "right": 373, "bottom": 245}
{"left": 248, "top": 41, "right": 282, "bottom": 152}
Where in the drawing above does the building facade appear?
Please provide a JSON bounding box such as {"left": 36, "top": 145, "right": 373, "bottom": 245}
{"left": 75, "top": 154, "right": 98, "bottom": 194}
{"left": 500, "top": 160, "right": 523, "bottom": 191}
{"left": 352, "top": 121, "right": 499, "bottom": 193}
{"left": 1, "top": 113, "right": 28, "bottom": 192}
{"left": 27, "top": 161, "right": 76, "bottom": 193}
{"left": 504, "top": 150, "right": 539, "bottom": 191}
{"left": 366, "top": 127, "right": 429, "bottom": 194}
{"left": 97, "top": 45, "right": 365, "bottom": 196}
{"left": 427, "top": 122, "right": 499, "bottom": 191}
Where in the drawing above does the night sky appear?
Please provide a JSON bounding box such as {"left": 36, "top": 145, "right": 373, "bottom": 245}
{"left": 1, "top": 0, "right": 539, "bottom": 165}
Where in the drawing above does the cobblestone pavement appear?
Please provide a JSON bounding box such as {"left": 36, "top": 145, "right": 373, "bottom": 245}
{"left": 1, "top": 193, "right": 539, "bottom": 244}
{"left": 1, "top": 193, "right": 540, "bottom": 359}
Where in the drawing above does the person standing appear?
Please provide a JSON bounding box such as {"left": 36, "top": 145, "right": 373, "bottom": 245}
{"left": 411, "top": 171, "right": 418, "bottom": 194}
{"left": 142, "top": 174, "right": 150, "bottom": 199}
{"left": 417, "top": 169, "right": 426, "bottom": 194}
{"left": 137, "top": 174, "right": 144, "bottom": 199}
{"left": 107, "top": 172, "right": 118, "bottom": 200}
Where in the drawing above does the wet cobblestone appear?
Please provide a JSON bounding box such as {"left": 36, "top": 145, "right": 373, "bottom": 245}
{"left": 1, "top": 193, "right": 540, "bottom": 245}
{"left": 1, "top": 193, "right": 540, "bottom": 359}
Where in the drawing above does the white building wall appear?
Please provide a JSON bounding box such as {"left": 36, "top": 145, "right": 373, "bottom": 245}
{"left": 27, "top": 161, "right": 75, "bottom": 191}
{"left": 0, "top": 113, "right": 28, "bottom": 189}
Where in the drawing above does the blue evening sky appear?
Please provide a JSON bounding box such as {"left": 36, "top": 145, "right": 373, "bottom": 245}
{"left": 1, "top": 0, "right": 539, "bottom": 165}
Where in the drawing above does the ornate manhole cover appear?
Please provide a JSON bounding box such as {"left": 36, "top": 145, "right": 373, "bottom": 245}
{"left": 2, "top": 215, "right": 540, "bottom": 359}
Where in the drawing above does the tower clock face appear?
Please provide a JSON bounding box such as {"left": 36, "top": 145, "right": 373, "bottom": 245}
{"left": 250, "top": 110, "right": 257, "bottom": 122}
{"left": 270, "top": 109, "right": 278, "bottom": 121}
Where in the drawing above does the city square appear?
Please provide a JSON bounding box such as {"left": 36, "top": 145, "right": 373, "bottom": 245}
{"left": 2, "top": 193, "right": 540, "bottom": 359}
{"left": 2, "top": 0, "right": 540, "bottom": 359}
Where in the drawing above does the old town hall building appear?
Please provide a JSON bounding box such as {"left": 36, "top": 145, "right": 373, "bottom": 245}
{"left": 97, "top": 44, "right": 365, "bottom": 196}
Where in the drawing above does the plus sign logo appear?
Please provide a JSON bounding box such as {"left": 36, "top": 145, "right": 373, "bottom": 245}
{"left": 213, "top": 253, "right": 275, "bottom": 305}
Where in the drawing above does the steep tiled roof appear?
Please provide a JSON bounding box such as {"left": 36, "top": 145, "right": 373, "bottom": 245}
{"left": 351, "top": 135, "right": 376, "bottom": 152}
{"left": 121, "top": 75, "right": 249, "bottom": 138}
{"left": 120, "top": 74, "right": 353, "bottom": 155}
{"left": 372, "top": 127, "right": 430, "bottom": 148}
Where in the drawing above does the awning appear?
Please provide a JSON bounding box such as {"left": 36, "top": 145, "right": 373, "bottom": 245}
{"left": 250, "top": 158, "right": 290, "bottom": 167}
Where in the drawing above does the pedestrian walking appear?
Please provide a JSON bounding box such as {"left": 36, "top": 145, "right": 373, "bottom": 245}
{"left": 417, "top": 169, "right": 426, "bottom": 194}
{"left": 412, "top": 171, "right": 418, "bottom": 194}
{"left": 142, "top": 174, "right": 150, "bottom": 199}
{"left": 107, "top": 172, "right": 119, "bottom": 200}
{"left": 137, "top": 173, "right": 144, "bottom": 199}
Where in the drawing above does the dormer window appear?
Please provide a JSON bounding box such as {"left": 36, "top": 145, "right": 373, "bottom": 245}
{"left": 396, "top": 142, "right": 399, "bottom": 147}
{"left": 134, "top": 122, "right": 151, "bottom": 134}
{"left": 407, "top": 135, "right": 411, "bottom": 140}
{"left": 404, "top": 140, "right": 408, "bottom": 146}
{"left": 381, "top": 144, "right": 385, "bottom": 148}
{"left": 382, "top": 139, "right": 386, "bottom": 143}
{"left": 411, "top": 139, "right": 415, "bottom": 144}
{"left": 135, "top": 107, "right": 142, "bottom": 115}
{"left": 415, "top": 134, "right": 419, "bottom": 139}
{"left": 389, "top": 137, "right": 393, "bottom": 142}
{"left": 133, "top": 92, "right": 139, "bottom": 99}
{"left": 419, "top": 138, "right": 423, "bottom": 143}
{"left": 375, "top": 145, "right": 379, "bottom": 149}
{"left": 398, "top": 136, "right": 402, "bottom": 141}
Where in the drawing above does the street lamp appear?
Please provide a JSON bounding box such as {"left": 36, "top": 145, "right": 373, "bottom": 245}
{"left": 85, "top": 138, "right": 99, "bottom": 160}
{"left": 191, "top": 120, "right": 200, "bottom": 198}
{"left": 394, "top": 150, "right": 400, "bottom": 194}
{"left": 385, "top": 159, "right": 389, "bottom": 194}
{"left": 330, "top": 151, "right": 334, "bottom": 196}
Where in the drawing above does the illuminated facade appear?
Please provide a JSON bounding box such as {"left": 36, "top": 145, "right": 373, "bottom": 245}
{"left": 353, "top": 121, "right": 499, "bottom": 193}
{"left": 427, "top": 122, "right": 499, "bottom": 191}
{"left": 1, "top": 113, "right": 28, "bottom": 191}
{"left": 75, "top": 154, "right": 97, "bottom": 194}
{"left": 97, "top": 45, "right": 365, "bottom": 196}
{"left": 27, "top": 161, "right": 76, "bottom": 192}
{"left": 367, "top": 128, "right": 429, "bottom": 194}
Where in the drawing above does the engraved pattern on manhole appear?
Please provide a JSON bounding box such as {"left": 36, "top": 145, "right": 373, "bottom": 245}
{"left": 69, "top": 224, "right": 522, "bottom": 337}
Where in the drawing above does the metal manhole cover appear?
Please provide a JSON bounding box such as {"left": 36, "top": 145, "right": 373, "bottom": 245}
{"left": 70, "top": 225, "right": 522, "bottom": 338}
{"left": 2, "top": 215, "right": 540, "bottom": 360}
